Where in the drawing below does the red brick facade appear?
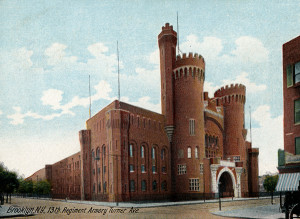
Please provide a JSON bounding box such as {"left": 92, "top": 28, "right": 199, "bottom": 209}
{"left": 28, "top": 23, "right": 259, "bottom": 201}
{"left": 278, "top": 36, "right": 300, "bottom": 174}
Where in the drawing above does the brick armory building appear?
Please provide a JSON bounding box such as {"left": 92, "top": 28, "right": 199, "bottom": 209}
{"left": 27, "top": 23, "right": 259, "bottom": 202}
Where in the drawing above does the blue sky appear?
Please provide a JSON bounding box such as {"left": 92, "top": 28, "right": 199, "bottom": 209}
{"left": 0, "top": 0, "right": 299, "bottom": 177}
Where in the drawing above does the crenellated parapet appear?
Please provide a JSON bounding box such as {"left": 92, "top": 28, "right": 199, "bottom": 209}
{"left": 214, "top": 84, "right": 246, "bottom": 105}
{"left": 158, "top": 23, "right": 177, "bottom": 40}
{"left": 173, "top": 52, "right": 205, "bottom": 82}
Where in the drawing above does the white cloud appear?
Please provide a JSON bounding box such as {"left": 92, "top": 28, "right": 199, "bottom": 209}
{"left": 148, "top": 49, "right": 159, "bottom": 65}
{"left": 41, "top": 89, "right": 63, "bottom": 110}
{"left": 180, "top": 35, "right": 223, "bottom": 61}
{"left": 0, "top": 110, "right": 2, "bottom": 115}
{"left": 249, "top": 105, "right": 283, "bottom": 175}
{"left": 87, "top": 43, "right": 109, "bottom": 57}
{"left": 7, "top": 80, "right": 114, "bottom": 125}
{"left": 230, "top": 36, "right": 269, "bottom": 63}
{"left": 45, "top": 43, "right": 77, "bottom": 66}
{"left": 205, "top": 72, "right": 266, "bottom": 97}
{"left": 222, "top": 72, "right": 267, "bottom": 93}
{"left": 179, "top": 35, "right": 268, "bottom": 64}
{"left": 122, "top": 96, "right": 161, "bottom": 114}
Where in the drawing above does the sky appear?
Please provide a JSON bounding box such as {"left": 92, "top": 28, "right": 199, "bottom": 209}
{"left": 0, "top": 0, "right": 299, "bottom": 177}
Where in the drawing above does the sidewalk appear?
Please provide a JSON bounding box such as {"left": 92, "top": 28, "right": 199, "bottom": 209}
{"left": 212, "top": 204, "right": 285, "bottom": 219}
{"left": 65, "top": 196, "right": 278, "bottom": 208}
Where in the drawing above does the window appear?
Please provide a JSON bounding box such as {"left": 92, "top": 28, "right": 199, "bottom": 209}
{"left": 141, "top": 146, "right": 145, "bottom": 158}
{"left": 103, "top": 146, "right": 106, "bottom": 157}
{"left": 92, "top": 150, "right": 95, "bottom": 160}
{"left": 161, "top": 149, "right": 165, "bottom": 160}
{"left": 129, "top": 144, "right": 133, "bottom": 157}
{"left": 98, "top": 183, "right": 101, "bottom": 192}
{"left": 152, "top": 165, "right": 156, "bottom": 173}
{"left": 161, "top": 181, "right": 167, "bottom": 191}
{"left": 96, "top": 148, "right": 100, "bottom": 159}
{"left": 93, "top": 183, "right": 95, "bottom": 193}
{"left": 200, "top": 164, "right": 204, "bottom": 174}
{"left": 104, "top": 166, "right": 106, "bottom": 173}
{"left": 296, "top": 137, "right": 300, "bottom": 155}
{"left": 141, "top": 180, "right": 147, "bottom": 191}
{"left": 195, "top": 146, "right": 199, "bottom": 158}
{"left": 152, "top": 180, "right": 157, "bottom": 191}
{"left": 103, "top": 182, "right": 107, "bottom": 193}
{"left": 233, "top": 156, "right": 240, "bottom": 162}
{"left": 130, "top": 164, "right": 134, "bottom": 172}
{"left": 152, "top": 147, "right": 156, "bottom": 159}
{"left": 141, "top": 164, "right": 146, "bottom": 173}
{"left": 187, "top": 147, "right": 192, "bottom": 158}
{"left": 295, "top": 62, "right": 300, "bottom": 84}
{"left": 162, "top": 166, "right": 166, "bottom": 173}
{"left": 93, "top": 169, "right": 95, "bottom": 175}
{"left": 189, "top": 119, "right": 195, "bottom": 135}
{"left": 287, "top": 62, "right": 300, "bottom": 87}
{"left": 97, "top": 167, "right": 100, "bottom": 174}
{"left": 178, "top": 164, "right": 187, "bottom": 175}
{"left": 130, "top": 180, "right": 135, "bottom": 192}
{"left": 189, "top": 178, "right": 200, "bottom": 191}
{"left": 295, "top": 99, "right": 300, "bottom": 124}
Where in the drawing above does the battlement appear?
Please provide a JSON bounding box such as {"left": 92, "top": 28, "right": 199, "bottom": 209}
{"left": 158, "top": 23, "right": 177, "bottom": 40}
{"left": 214, "top": 83, "right": 245, "bottom": 97}
{"left": 174, "top": 52, "right": 205, "bottom": 70}
{"left": 162, "top": 23, "right": 173, "bottom": 31}
{"left": 176, "top": 52, "right": 205, "bottom": 62}
{"left": 214, "top": 84, "right": 246, "bottom": 105}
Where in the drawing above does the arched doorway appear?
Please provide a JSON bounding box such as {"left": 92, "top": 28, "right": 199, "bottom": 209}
{"left": 219, "top": 172, "right": 234, "bottom": 197}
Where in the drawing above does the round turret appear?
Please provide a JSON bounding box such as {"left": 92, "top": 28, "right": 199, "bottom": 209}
{"left": 214, "top": 83, "right": 247, "bottom": 162}
{"left": 172, "top": 52, "right": 205, "bottom": 194}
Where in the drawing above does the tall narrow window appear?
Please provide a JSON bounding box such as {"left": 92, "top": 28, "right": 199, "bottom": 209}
{"left": 296, "top": 137, "right": 300, "bottom": 155}
{"left": 161, "top": 149, "right": 165, "bottom": 160}
{"left": 189, "top": 119, "right": 195, "bottom": 136}
{"left": 152, "top": 180, "right": 157, "bottom": 191}
{"left": 141, "top": 180, "right": 147, "bottom": 191}
{"left": 129, "top": 144, "right": 133, "bottom": 157}
{"left": 141, "top": 164, "right": 146, "bottom": 173}
{"left": 130, "top": 180, "right": 135, "bottom": 192}
{"left": 187, "top": 147, "right": 192, "bottom": 158}
{"left": 152, "top": 147, "right": 156, "bottom": 159}
{"left": 295, "top": 61, "right": 300, "bottom": 84}
{"left": 295, "top": 99, "right": 300, "bottom": 124}
{"left": 195, "top": 146, "right": 199, "bottom": 158}
{"left": 141, "top": 146, "right": 145, "bottom": 158}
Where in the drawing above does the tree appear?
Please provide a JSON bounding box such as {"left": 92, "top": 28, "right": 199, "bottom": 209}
{"left": 263, "top": 174, "right": 278, "bottom": 204}
{"left": 263, "top": 175, "right": 279, "bottom": 192}
{"left": 33, "top": 180, "right": 51, "bottom": 196}
{"left": 0, "top": 162, "right": 19, "bottom": 204}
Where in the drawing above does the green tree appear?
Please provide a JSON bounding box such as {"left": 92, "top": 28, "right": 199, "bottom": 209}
{"left": 0, "top": 162, "right": 19, "bottom": 204}
{"left": 263, "top": 174, "right": 278, "bottom": 205}
{"left": 33, "top": 180, "right": 51, "bottom": 196}
{"left": 263, "top": 175, "right": 279, "bottom": 192}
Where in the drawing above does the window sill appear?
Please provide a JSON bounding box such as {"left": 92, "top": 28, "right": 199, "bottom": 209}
{"left": 294, "top": 82, "right": 300, "bottom": 88}
{"left": 295, "top": 122, "right": 300, "bottom": 126}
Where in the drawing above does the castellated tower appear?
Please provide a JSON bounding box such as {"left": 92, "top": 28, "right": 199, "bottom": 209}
{"left": 214, "top": 84, "right": 249, "bottom": 194}
{"left": 158, "top": 23, "right": 177, "bottom": 142}
{"left": 214, "top": 84, "right": 247, "bottom": 161}
{"left": 172, "top": 53, "right": 206, "bottom": 195}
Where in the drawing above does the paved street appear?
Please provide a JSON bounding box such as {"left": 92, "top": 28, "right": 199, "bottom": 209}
{"left": 0, "top": 197, "right": 284, "bottom": 218}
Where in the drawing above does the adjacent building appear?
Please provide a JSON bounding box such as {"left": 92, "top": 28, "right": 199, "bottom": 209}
{"left": 277, "top": 36, "right": 300, "bottom": 192}
{"left": 27, "top": 23, "right": 259, "bottom": 202}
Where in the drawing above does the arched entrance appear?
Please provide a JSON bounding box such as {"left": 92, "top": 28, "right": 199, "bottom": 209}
{"left": 219, "top": 172, "right": 234, "bottom": 197}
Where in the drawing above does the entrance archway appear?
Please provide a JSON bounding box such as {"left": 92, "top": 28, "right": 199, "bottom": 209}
{"left": 219, "top": 172, "right": 234, "bottom": 197}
